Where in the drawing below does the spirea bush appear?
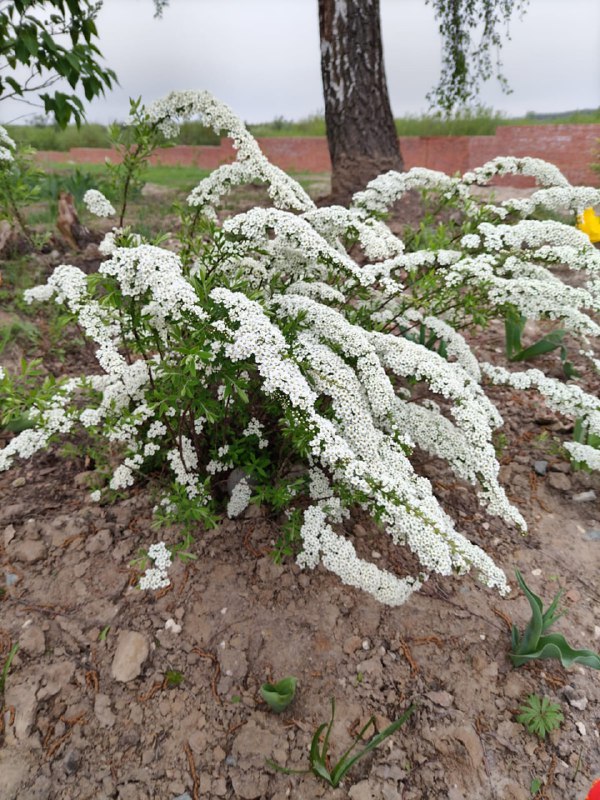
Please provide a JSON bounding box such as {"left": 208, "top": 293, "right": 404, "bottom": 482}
{"left": 1, "top": 90, "right": 600, "bottom": 606}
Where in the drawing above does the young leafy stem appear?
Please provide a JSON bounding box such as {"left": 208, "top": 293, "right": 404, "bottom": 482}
{"left": 510, "top": 570, "right": 600, "bottom": 669}
{"left": 267, "top": 698, "right": 416, "bottom": 787}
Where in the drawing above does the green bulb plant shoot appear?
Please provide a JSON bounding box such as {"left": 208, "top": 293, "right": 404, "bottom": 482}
{"left": 267, "top": 698, "right": 415, "bottom": 788}
{"left": 510, "top": 570, "right": 600, "bottom": 669}
{"left": 516, "top": 694, "right": 563, "bottom": 739}
{"left": 260, "top": 676, "right": 297, "bottom": 713}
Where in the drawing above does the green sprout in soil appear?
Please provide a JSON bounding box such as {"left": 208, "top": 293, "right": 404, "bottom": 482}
{"left": 267, "top": 698, "right": 415, "bottom": 788}
{"left": 0, "top": 643, "right": 19, "bottom": 695}
{"left": 164, "top": 669, "right": 184, "bottom": 688}
{"left": 260, "top": 676, "right": 297, "bottom": 713}
{"left": 510, "top": 570, "right": 600, "bottom": 669}
{"left": 516, "top": 695, "right": 563, "bottom": 739}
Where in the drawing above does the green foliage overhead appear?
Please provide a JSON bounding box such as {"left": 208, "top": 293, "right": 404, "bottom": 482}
{"left": 0, "top": 0, "right": 116, "bottom": 127}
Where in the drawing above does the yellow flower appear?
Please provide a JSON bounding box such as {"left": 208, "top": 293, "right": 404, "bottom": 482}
{"left": 576, "top": 207, "right": 600, "bottom": 243}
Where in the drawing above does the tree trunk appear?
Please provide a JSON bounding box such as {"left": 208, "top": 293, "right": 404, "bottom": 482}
{"left": 57, "top": 192, "right": 90, "bottom": 250}
{"left": 319, "top": 0, "right": 403, "bottom": 205}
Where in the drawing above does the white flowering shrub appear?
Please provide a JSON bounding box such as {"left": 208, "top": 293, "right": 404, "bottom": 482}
{"left": 0, "top": 125, "right": 43, "bottom": 247}
{"left": 2, "top": 90, "right": 600, "bottom": 606}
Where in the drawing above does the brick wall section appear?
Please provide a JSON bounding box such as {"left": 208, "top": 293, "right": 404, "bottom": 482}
{"left": 36, "top": 124, "right": 600, "bottom": 186}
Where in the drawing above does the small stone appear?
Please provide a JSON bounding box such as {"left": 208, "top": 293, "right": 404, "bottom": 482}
{"left": 575, "top": 721, "right": 587, "bottom": 737}
{"left": 6, "top": 681, "right": 43, "bottom": 743}
{"left": 565, "top": 588, "right": 580, "bottom": 603}
{"left": 188, "top": 729, "right": 208, "bottom": 755}
{"left": 172, "top": 794, "right": 192, "bottom": 800}
{"left": 531, "top": 568, "right": 542, "bottom": 577}
{"left": 586, "top": 530, "right": 600, "bottom": 542}
{"left": 94, "top": 694, "right": 116, "bottom": 728}
{"left": 111, "top": 631, "right": 149, "bottom": 682}
{"left": 11, "top": 477, "right": 26, "bottom": 488}
{"left": 230, "top": 771, "right": 269, "bottom": 800}
{"left": 73, "top": 471, "right": 95, "bottom": 488}
{"left": 11, "top": 539, "right": 47, "bottom": 564}
{"left": 349, "top": 780, "right": 377, "bottom": 800}
{"left": 594, "top": 625, "right": 600, "bottom": 640}
{"left": 533, "top": 460, "right": 548, "bottom": 476}
{"left": 19, "top": 624, "right": 45, "bottom": 657}
{"left": 563, "top": 685, "right": 588, "bottom": 711}
{"left": 63, "top": 749, "right": 81, "bottom": 775}
{"left": 547, "top": 472, "right": 571, "bottom": 492}
{"left": 3, "top": 524, "right": 16, "bottom": 547}
{"left": 362, "top": 639, "right": 370, "bottom": 650}
{"left": 85, "top": 529, "right": 113, "bottom": 554}
{"left": 573, "top": 490, "right": 596, "bottom": 503}
{"left": 426, "top": 690, "right": 454, "bottom": 708}
{"left": 5, "top": 572, "right": 19, "bottom": 587}
{"left": 343, "top": 635, "right": 362, "bottom": 655}
{"left": 37, "top": 661, "right": 75, "bottom": 700}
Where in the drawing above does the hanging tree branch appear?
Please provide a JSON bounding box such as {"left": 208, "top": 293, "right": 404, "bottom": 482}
{"left": 425, "top": 0, "right": 529, "bottom": 113}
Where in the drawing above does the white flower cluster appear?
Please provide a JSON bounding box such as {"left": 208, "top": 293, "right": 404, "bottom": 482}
{"left": 297, "top": 506, "right": 422, "bottom": 606}
{"left": 462, "top": 156, "right": 570, "bottom": 189}
{"left": 563, "top": 441, "right": 600, "bottom": 470}
{"left": 100, "top": 245, "right": 208, "bottom": 339}
{"left": 243, "top": 418, "right": 268, "bottom": 448}
{"left": 98, "top": 228, "right": 143, "bottom": 256}
{"left": 144, "top": 90, "right": 314, "bottom": 216}
{"left": 139, "top": 541, "right": 172, "bottom": 590}
{"left": 167, "top": 437, "right": 204, "bottom": 499}
{"left": 227, "top": 477, "right": 252, "bottom": 518}
{"left": 0, "top": 125, "right": 15, "bottom": 162}
{"left": 352, "top": 167, "right": 472, "bottom": 215}
{"left": 0, "top": 377, "right": 80, "bottom": 471}
{"left": 481, "top": 364, "right": 600, "bottom": 440}
{"left": 83, "top": 189, "right": 116, "bottom": 218}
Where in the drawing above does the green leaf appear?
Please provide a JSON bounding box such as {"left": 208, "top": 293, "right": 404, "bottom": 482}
{"left": 329, "top": 705, "right": 415, "bottom": 787}
{"left": 20, "top": 28, "right": 38, "bottom": 57}
{"left": 259, "top": 676, "right": 297, "bottom": 713}
{"left": 512, "top": 570, "right": 544, "bottom": 656}
{"left": 511, "top": 633, "right": 600, "bottom": 669}
{"left": 516, "top": 695, "right": 563, "bottom": 738}
{"left": 510, "top": 330, "right": 566, "bottom": 362}
{"left": 309, "top": 722, "right": 330, "bottom": 778}
{"left": 0, "top": 643, "right": 19, "bottom": 694}
{"left": 504, "top": 309, "right": 525, "bottom": 359}
{"left": 530, "top": 777, "right": 542, "bottom": 795}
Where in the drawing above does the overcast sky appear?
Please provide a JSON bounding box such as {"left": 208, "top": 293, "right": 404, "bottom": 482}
{"left": 3, "top": 0, "right": 600, "bottom": 124}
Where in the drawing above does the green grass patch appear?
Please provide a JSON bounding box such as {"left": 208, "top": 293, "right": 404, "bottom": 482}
{"left": 37, "top": 162, "right": 211, "bottom": 193}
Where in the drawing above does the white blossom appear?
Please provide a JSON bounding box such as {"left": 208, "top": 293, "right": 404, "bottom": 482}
{"left": 83, "top": 189, "right": 116, "bottom": 218}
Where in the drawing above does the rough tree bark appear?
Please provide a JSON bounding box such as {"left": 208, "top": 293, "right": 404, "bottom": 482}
{"left": 319, "top": 0, "right": 403, "bottom": 205}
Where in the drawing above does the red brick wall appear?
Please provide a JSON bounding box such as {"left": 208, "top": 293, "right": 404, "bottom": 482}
{"left": 35, "top": 124, "right": 600, "bottom": 186}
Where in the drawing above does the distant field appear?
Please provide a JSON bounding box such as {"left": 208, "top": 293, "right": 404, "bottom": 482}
{"left": 7, "top": 108, "right": 600, "bottom": 150}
